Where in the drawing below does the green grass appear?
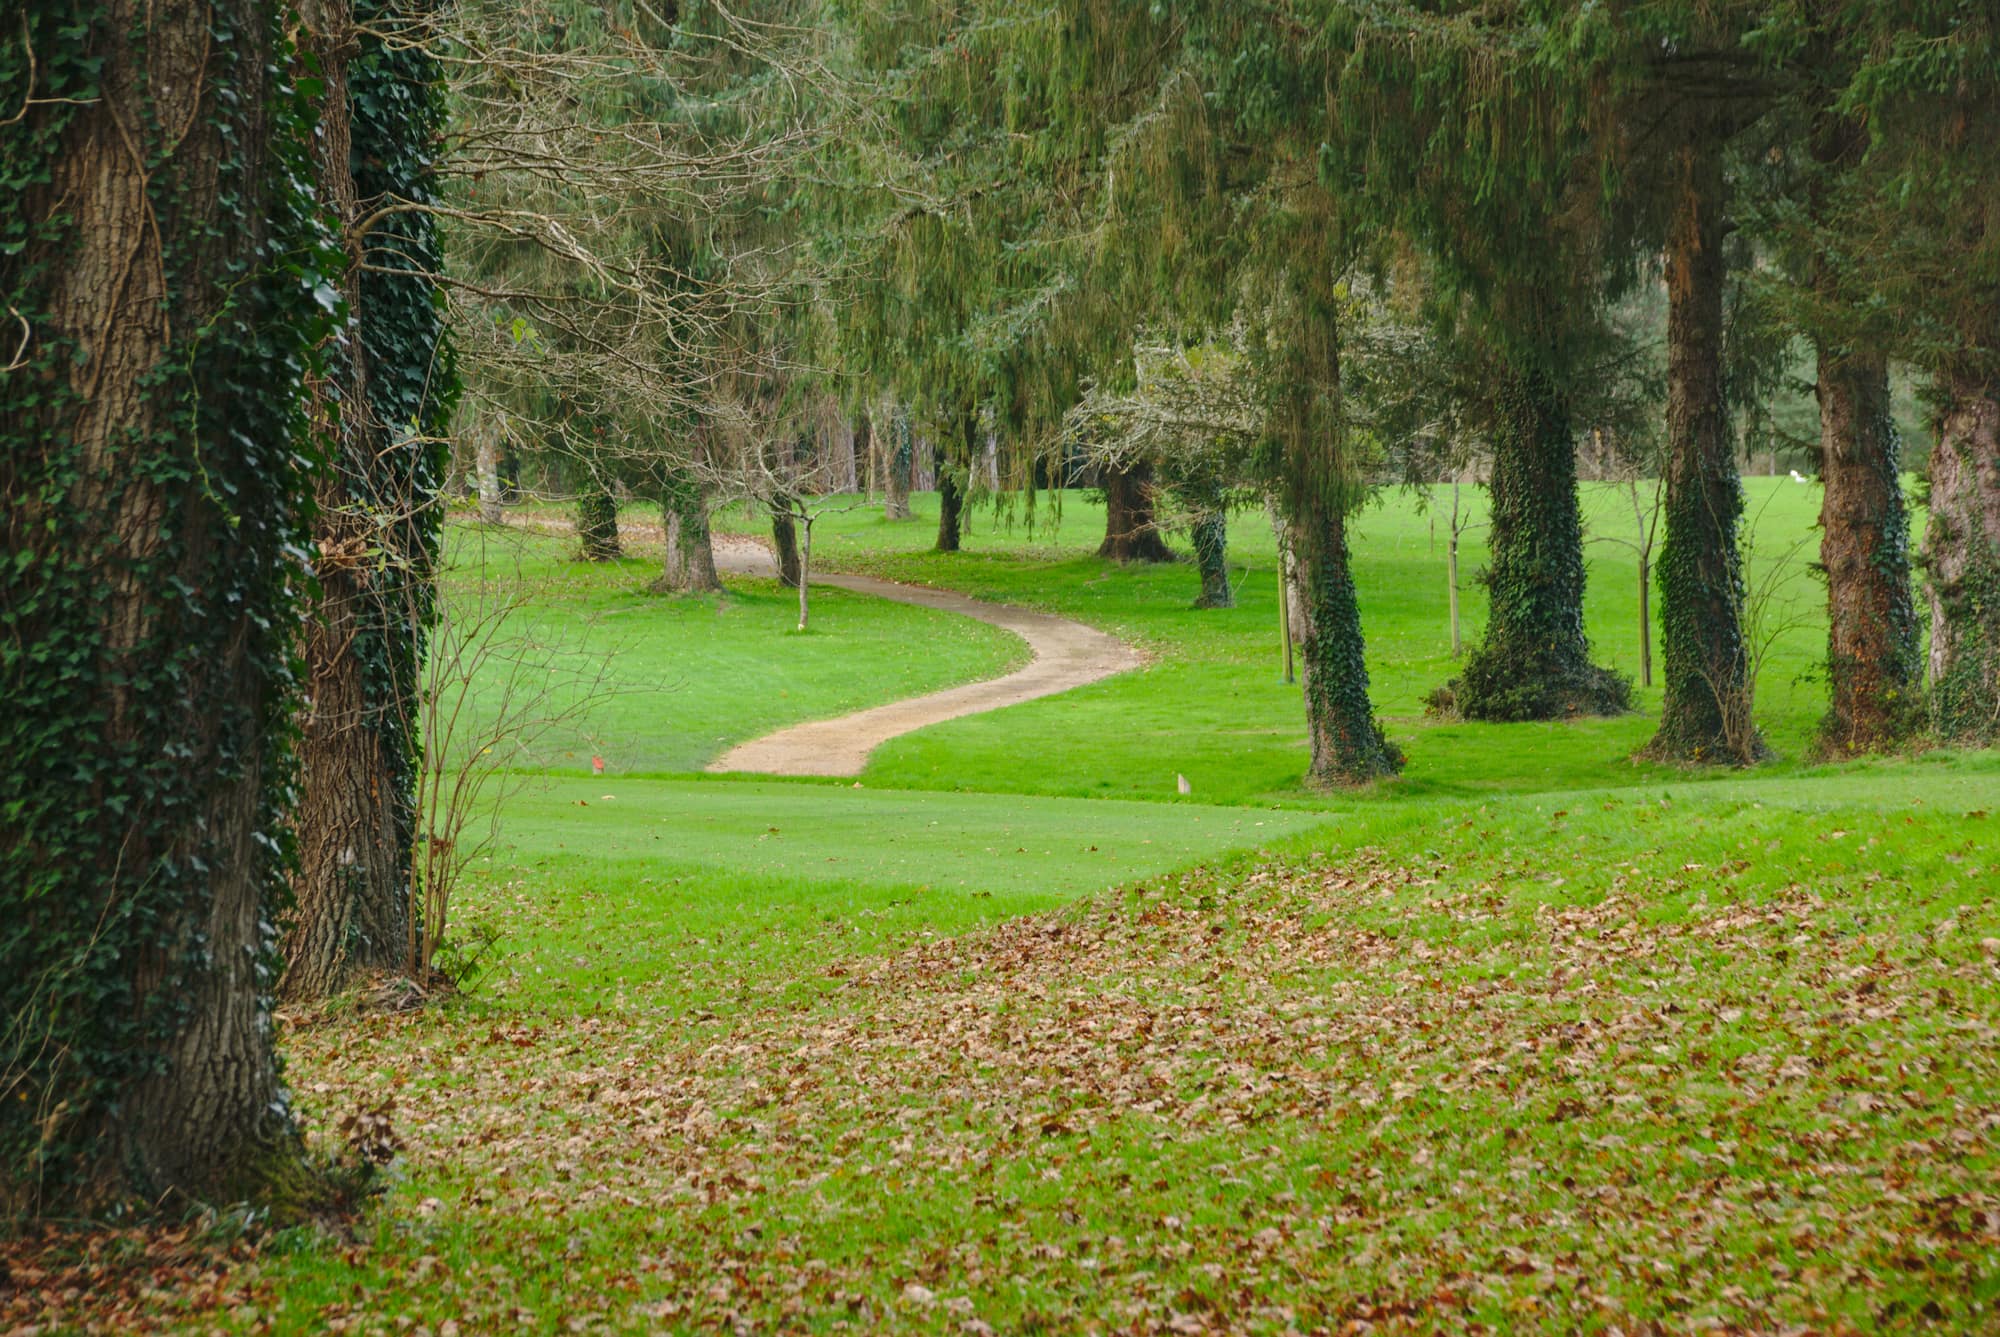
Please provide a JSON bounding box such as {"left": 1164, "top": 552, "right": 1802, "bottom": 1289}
{"left": 100, "top": 752, "right": 1999, "bottom": 1334}
{"left": 457, "top": 777, "right": 1337, "bottom": 1015}
{"left": 438, "top": 525, "right": 1024, "bottom": 775}
{"left": 24, "top": 481, "right": 1999, "bottom": 1336}
{"left": 711, "top": 481, "right": 1853, "bottom": 804}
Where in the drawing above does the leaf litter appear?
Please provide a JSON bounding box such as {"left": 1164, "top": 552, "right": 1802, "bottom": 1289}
{"left": 11, "top": 835, "right": 1999, "bottom": 1334}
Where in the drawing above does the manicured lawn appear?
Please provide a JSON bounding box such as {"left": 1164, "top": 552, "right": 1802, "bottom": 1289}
{"left": 123, "top": 753, "right": 2000, "bottom": 1334}
{"left": 438, "top": 525, "right": 1025, "bottom": 775}
{"left": 455, "top": 777, "right": 1340, "bottom": 1016}
{"left": 712, "top": 481, "right": 1853, "bottom": 805}
{"left": 24, "top": 485, "right": 1996, "bottom": 1336}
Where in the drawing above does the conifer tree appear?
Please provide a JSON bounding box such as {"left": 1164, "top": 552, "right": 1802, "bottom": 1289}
{"left": 1564, "top": 1, "right": 1779, "bottom": 763}
{"left": 1329, "top": 12, "right": 1631, "bottom": 721}
{"left": 1835, "top": 2, "right": 2000, "bottom": 743}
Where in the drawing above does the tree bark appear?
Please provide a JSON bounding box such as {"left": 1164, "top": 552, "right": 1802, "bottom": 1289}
{"left": 1190, "top": 511, "right": 1235, "bottom": 608}
{"left": 1927, "top": 382, "right": 2000, "bottom": 743}
{"left": 655, "top": 473, "right": 723, "bottom": 594}
{"left": 1295, "top": 502, "right": 1398, "bottom": 783}
{"left": 1452, "top": 362, "right": 1628, "bottom": 720}
{"left": 1098, "top": 459, "right": 1176, "bottom": 562}
{"left": 577, "top": 482, "right": 621, "bottom": 561}
{"left": 1646, "top": 131, "right": 1764, "bottom": 764}
{"left": 475, "top": 414, "right": 504, "bottom": 525}
{"left": 771, "top": 498, "right": 803, "bottom": 586}
{"left": 1815, "top": 346, "right": 1920, "bottom": 753}
{"left": 286, "top": 0, "right": 416, "bottom": 1004}
{"left": 1448, "top": 528, "right": 1462, "bottom": 658}
{"left": 935, "top": 441, "right": 964, "bottom": 552}
{"left": 886, "top": 407, "right": 913, "bottom": 519}
{"left": 1, "top": 0, "right": 311, "bottom": 1213}
{"left": 856, "top": 410, "right": 876, "bottom": 500}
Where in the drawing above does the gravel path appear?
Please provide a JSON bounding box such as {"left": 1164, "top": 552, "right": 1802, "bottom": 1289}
{"left": 707, "top": 537, "right": 1141, "bottom": 777}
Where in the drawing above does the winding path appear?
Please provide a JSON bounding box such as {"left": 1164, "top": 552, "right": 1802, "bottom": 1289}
{"left": 706, "top": 537, "right": 1142, "bottom": 777}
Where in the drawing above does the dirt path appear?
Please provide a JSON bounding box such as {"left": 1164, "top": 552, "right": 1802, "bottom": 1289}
{"left": 707, "top": 536, "right": 1141, "bottom": 777}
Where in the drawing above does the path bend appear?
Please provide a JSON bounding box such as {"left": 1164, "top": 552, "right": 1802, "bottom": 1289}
{"left": 707, "top": 537, "right": 1141, "bottom": 777}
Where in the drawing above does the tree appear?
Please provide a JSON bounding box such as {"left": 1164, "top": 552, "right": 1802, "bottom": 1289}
{"left": 1558, "top": 1, "right": 1780, "bottom": 763}
{"left": 1330, "top": 11, "right": 1630, "bottom": 722}
{"left": 1803, "top": 111, "right": 1920, "bottom": 755}
{"left": 285, "top": 0, "right": 456, "bottom": 1003}
{"left": 830, "top": 1, "right": 1403, "bottom": 781}
{"left": 656, "top": 441, "right": 727, "bottom": 594}
{"left": 1835, "top": 1, "right": 2000, "bottom": 745}
{"left": 883, "top": 405, "right": 915, "bottom": 519}
{"left": 1096, "top": 460, "right": 1177, "bottom": 563}
{"left": 1067, "top": 338, "right": 1263, "bottom": 609}
{"left": 2, "top": 0, "right": 328, "bottom": 1211}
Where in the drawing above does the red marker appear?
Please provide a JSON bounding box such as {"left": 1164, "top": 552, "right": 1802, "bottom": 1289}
{"left": 591, "top": 755, "right": 605, "bottom": 775}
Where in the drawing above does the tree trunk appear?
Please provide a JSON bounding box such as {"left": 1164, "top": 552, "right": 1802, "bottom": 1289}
{"left": 475, "top": 415, "right": 504, "bottom": 525}
{"left": 1927, "top": 382, "right": 2000, "bottom": 743}
{"left": 935, "top": 441, "right": 964, "bottom": 552}
{"left": 1098, "top": 459, "right": 1176, "bottom": 562}
{"left": 1815, "top": 346, "right": 1920, "bottom": 754}
{"left": 797, "top": 518, "right": 814, "bottom": 631}
{"left": 1448, "top": 529, "right": 1462, "bottom": 658}
{"left": 857, "top": 410, "right": 876, "bottom": 501}
{"left": 655, "top": 473, "right": 723, "bottom": 594}
{"left": 1637, "top": 551, "right": 1653, "bottom": 689}
{"left": 1452, "top": 362, "right": 1628, "bottom": 719}
{"left": 287, "top": 570, "right": 407, "bottom": 1000}
{"left": 1, "top": 0, "right": 313, "bottom": 1214}
{"left": 1295, "top": 502, "right": 1399, "bottom": 783}
{"left": 500, "top": 445, "right": 523, "bottom": 502}
{"left": 286, "top": 0, "right": 434, "bottom": 1003}
{"left": 886, "top": 407, "right": 913, "bottom": 519}
{"left": 771, "top": 499, "right": 803, "bottom": 587}
{"left": 1191, "top": 511, "right": 1235, "bottom": 608}
{"left": 1646, "top": 131, "right": 1764, "bottom": 765}
{"left": 577, "top": 483, "right": 621, "bottom": 561}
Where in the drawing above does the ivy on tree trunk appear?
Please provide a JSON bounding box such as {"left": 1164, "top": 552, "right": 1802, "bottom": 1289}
{"left": 287, "top": 0, "right": 454, "bottom": 1004}
{"left": 577, "top": 482, "right": 621, "bottom": 561}
{"left": 885, "top": 406, "right": 913, "bottom": 519}
{"left": 1646, "top": 131, "right": 1765, "bottom": 766}
{"left": 2, "top": 0, "right": 329, "bottom": 1214}
{"left": 1814, "top": 346, "right": 1920, "bottom": 754}
{"left": 655, "top": 468, "right": 723, "bottom": 594}
{"left": 1452, "top": 362, "right": 1628, "bottom": 721}
{"left": 1191, "top": 511, "right": 1234, "bottom": 608}
{"left": 935, "top": 440, "right": 964, "bottom": 552}
{"left": 1927, "top": 383, "right": 2000, "bottom": 744}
